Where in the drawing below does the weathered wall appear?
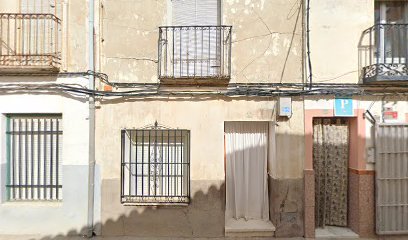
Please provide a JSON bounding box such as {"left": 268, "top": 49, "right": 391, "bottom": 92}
{"left": 96, "top": 98, "right": 305, "bottom": 237}
{"left": 99, "top": 0, "right": 302, "bottom": 84}
{"left": 65, "top": 0, "right": 88, "bottom": 71}
{"left": 310, "top": 0, "right": 373, "bottom": 84}
{"left": 100, "top": 0, "right": 166, "bottom": 83}
{"left": 224, "top": 0, "right": 303, "bottom": 83}
{"left": 97, "top": 0, "right": 304, "bottom": 237}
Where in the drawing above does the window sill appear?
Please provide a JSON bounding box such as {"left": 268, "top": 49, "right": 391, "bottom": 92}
{"left": 122, "top": 202, "right": 189, "bottom": 207}
{"left": 1, "top": 201, "right": 62, "bottom": 207}
{"left": 159, "top": 76, "right": 230, "bottom": 86}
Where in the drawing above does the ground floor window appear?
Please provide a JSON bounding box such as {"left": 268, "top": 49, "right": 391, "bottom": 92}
{"left": 121, "top": 128, "right": 190, "bottom": 204}
{"left": 6, "top": 114, "right": 63, "bottom": 201}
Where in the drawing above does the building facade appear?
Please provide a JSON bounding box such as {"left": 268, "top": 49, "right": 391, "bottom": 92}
{"left": 96, "top": 0, "right": 304, "bottom": 237}
{"left": 0, "top": 0, "right": 407, "bottom": 239}
{"left": 0, "top": 0, "right": 97, "bottom": 236}
{"left": 305, "top": 0, "right": 408, "bottom": 238}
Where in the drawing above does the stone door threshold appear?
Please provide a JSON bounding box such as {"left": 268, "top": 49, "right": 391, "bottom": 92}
{"left": 316, "top": 226, "right": 359, "bottom": 239}
{"left": 225, "top": 218, "right": 275, "bottom": 237}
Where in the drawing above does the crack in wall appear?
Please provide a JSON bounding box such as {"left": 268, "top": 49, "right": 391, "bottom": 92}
{"left": 105, "top": 57, "right": 158, "bottom": 63}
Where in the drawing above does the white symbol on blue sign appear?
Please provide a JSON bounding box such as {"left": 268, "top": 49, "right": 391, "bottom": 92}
{"left": 334, "top": 98, "right": 353, "bottom": 117}
{"left": 282, "top": 107, "right": 291, "bottom": 114}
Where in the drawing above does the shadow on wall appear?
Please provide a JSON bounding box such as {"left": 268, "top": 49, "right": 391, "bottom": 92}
{"left": 19, "top": 121, "right": 306, "bottom": 239}
{"left": 32, "top": 182, "right": 226, "bottom": 239}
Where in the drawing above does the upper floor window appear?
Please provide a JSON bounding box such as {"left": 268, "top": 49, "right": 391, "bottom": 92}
{"left": 158, "top": 0, "right": 232, "bottom": 84}
{"left": 0, "top": 0, "right": 62, "bottom": 73}
{"left": 20, "top": 0, "right": 62, "bottom": 16}
{"left": 360, "top": 1, "right": 408, "bottom": 83}
{"left": 171, "top": 0, "right": 220, "bottom": 26}
{"left": 375, "top": 1, "right": 408, "bottom": 24}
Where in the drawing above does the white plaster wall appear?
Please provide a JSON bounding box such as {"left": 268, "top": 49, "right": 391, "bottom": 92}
{"left": 0, "top": 77, "right": 89, "bottom": 166}
{"left": 0, "top": 77, "right": 92, "bottom": 236}
{"left": 310, "top": 0, "right": 374, "bottom": 83}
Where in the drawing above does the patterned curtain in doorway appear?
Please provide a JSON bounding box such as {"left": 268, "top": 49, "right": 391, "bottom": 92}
{"left": 313, "top": 118, "right": 349, "bottom": 228}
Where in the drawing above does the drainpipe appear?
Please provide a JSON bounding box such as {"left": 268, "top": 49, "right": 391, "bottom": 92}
{"left": 87, "top": 0, "right": 96, "bottom": 237}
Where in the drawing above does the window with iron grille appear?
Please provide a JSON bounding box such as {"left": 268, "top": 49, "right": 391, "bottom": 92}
{"left": 5, "top": 115, "right": 62, "bottom": 201}
{"left": 121, "top": 128, "right": 190, "bottom": 204}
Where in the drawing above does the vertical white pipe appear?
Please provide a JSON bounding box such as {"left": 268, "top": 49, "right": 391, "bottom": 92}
{"left": 87, "top": 0, "right": 95, "bottom": 237}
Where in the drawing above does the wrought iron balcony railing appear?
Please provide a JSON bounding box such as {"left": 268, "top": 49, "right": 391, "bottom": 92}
{"left": 158, "top": 25, "right": 232, "bottom": 84}
{"left": 359, "top": 24, "right": 408, "bottom": 83}
{"left": 0, "top": 13, "right": 61, "bottom": 73}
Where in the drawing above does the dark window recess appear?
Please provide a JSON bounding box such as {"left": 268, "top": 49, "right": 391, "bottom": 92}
{"left": 121, "top": 128, "right": 190, "bottom": 205}
{"left": 6, "top": 115, "right": 62, "bottom": 201}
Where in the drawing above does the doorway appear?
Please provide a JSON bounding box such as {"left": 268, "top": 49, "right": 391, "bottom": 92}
{"left": 224, "top": 122, "right": 274, "bottom": 236}
{"left": 313, "top": 118, "right": 349, "bottom": 230}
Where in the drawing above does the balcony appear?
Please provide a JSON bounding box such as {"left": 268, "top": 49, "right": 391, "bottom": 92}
{"left": 360, "top": 24, "right": 408, "bottom": 83}
{"left": 158, "top": 25, "right": 232, "bottom": 85}
{"left": 0, "top": 13, "right": 61, "bottom": 74}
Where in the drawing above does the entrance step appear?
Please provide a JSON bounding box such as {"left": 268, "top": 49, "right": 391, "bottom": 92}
{"left": 316, "top": 226, "right": 359, "bottom": 239}
{"left": 225, "top": 218, "right": 275, "bottom": 237}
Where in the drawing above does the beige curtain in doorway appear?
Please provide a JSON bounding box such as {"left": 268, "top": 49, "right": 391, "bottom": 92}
{"left": 313, "top": 118, "right": 349, "bottom": 228}
{"left": 225, "top": 122, "right": 269, "bottom": 221}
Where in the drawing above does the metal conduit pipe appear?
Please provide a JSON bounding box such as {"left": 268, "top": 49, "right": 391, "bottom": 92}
{"left": 87, "top": 0, "right": 96, "bottom": 237}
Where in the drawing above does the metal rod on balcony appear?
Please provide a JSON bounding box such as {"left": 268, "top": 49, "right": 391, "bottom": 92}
{"left": 194, "top": 27, "right": 197, "bottom": 77}
{"left": 135, "top": 130, "right": 138, "bottom": 196}
{"left": 369, "top": 26, "right": 372, "bottom": 66}
{"left": 128, "top": 131, "right": 132, "bottom": 197}
{"left": 208, "top": 27, "right": 210, "bottom": 76}
{"left": 179, "top": 28, "right": 182, "bottom": 78}
{"left": 201, "top": 28, "right": 204, "bottom": 77}
{"left": 187, "top": 27, "right": 189, "bottom": 77}
{"left": 172, "top": 29, "right": 175, "bottom": 78}
{"left": 222, "top": 27, "right": 225, "bottom": 77}
{"left": 398, "top": 25, "right": 402, "bottom": 64}
{"left": 165, "top": 29, "right": 168, "bottom": 76}
{"left": 405, "top": 25, "right": 408, "bottom": 68}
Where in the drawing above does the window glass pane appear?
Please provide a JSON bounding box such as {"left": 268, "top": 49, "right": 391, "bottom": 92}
{"left": 385, "top": 1, "right": 405, "bottom": 23}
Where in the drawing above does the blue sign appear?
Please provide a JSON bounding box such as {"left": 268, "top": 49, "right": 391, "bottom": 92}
{"left": 334, "top": 98, "right": 353, "bottom": 117}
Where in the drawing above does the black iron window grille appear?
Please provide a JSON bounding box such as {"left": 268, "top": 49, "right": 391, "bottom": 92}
{"left": 5, "top": 115, "right": 63, "bottom": 201}
{"left": 121, "top": 126, "right": 190, "bottom": 205}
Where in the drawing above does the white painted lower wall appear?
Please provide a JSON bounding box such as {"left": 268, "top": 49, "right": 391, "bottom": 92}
{"left": 0, "top": 77, "right": 99, "bottom": 236}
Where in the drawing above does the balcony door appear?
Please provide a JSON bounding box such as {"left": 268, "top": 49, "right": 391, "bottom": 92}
{"left": 20, "top": 0, "right": 62, "bottom": 16}
{"left": 375, "top": 1, "right": 408, "bottom": 64}
{"left": 170, "top": 0, "right": 222, "bottom": 78}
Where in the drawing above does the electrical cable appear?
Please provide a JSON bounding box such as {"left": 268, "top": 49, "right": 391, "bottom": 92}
{"left": 0, "top": 82, "right": 407, "bottom": 98}
{"left": 306, "top": 0, "right": 313, "bottom": 90}
{"left": 2, "top": 71, "right": 408, "bottom": 98}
